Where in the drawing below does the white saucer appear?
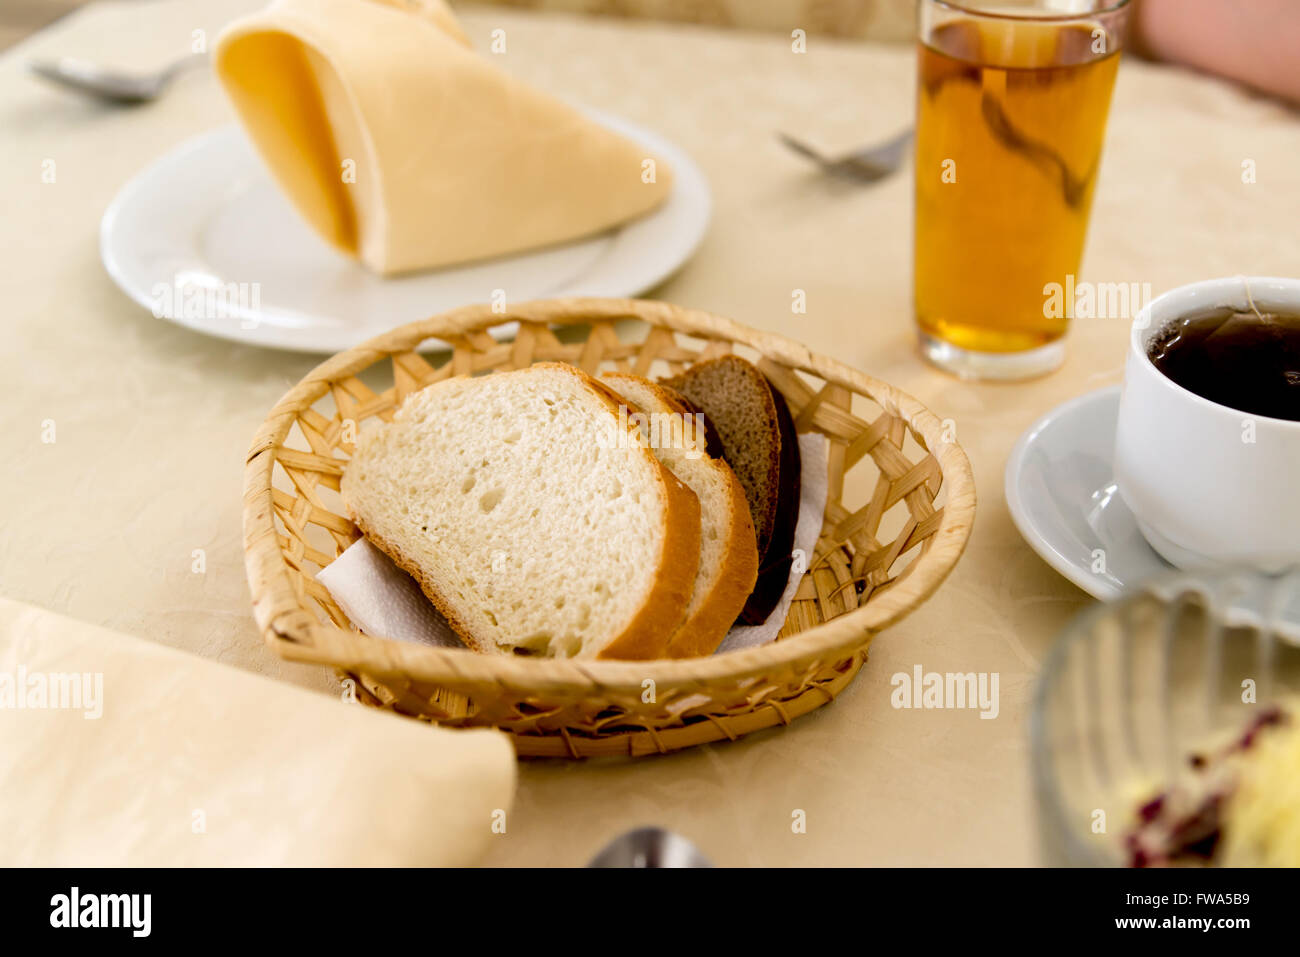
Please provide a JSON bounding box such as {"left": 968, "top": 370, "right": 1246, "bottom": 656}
{"left": 100, "top": 114, "right": 711, "bottom": 353}
{"left": 1006, "top": 386, "right": 1300, "bottom": 639}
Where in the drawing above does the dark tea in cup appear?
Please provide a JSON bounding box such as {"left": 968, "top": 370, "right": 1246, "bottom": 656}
{"left": 1147, "top": 308, "right": 1300, "bottom": 422}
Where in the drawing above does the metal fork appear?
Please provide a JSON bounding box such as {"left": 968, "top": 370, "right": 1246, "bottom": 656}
{"left": 783, "top": 97, "right": 1094, "bottom": 205}
{"left": 777, "top": 127, "right": 914, "bottom": 183}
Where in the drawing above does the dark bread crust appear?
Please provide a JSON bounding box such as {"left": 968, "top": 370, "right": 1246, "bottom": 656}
{"left": 661, "top": 355, "right": 803, "bottom": 626}
{"left": 663, "top": 357, "right": 781, "bottom": 552}
{"left": 602, "top": 371, "right": 760, "bottom": 657}
{"left": 740, "top": 379, "right": 800, "bottom": 624}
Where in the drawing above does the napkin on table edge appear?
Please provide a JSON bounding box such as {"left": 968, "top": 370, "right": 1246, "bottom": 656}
{"left": 0, "top": 598, "right": 515, "bottom": 866}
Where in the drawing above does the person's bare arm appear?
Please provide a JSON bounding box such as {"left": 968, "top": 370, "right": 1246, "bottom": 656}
{"left": 1132, "top": 0, "right": 1300, "bottom": 104}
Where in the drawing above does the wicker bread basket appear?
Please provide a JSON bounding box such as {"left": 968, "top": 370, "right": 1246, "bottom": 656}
{"left": 243, "top": 298, "right": 976, "bottom": 757}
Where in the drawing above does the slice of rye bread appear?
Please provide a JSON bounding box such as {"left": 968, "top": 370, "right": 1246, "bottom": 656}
{"left": 656, "top": 385, "right": 726, "bottom": 460}
{"left": 341, "top": 363, "right": 700, "bottom": 660}
{"left": 662, "top": 355, "right": 802, "bottom": 624}
{"left": 602, "top": 373, "right": 759, "bottom": 657}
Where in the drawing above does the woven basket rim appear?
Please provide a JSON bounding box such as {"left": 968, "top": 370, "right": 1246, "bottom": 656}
{"left": 242, "top": 297, "right": 976, "bottom": 694}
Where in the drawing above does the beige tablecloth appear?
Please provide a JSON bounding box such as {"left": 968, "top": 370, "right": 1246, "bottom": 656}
{"left": 3, "top": 0, "right": 1298, "bottom": 867}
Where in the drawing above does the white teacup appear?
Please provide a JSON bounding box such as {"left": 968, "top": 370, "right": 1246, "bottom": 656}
{"left": 1114, "top": 276, "right": 1300, "bottom": 571}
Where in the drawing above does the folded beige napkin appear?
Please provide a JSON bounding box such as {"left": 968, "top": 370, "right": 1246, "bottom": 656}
{"left": 214, "top": 0, "right": 674, "bottom": 274}
{"left": 0, "top": 598, "right": 515, "bottom": 866}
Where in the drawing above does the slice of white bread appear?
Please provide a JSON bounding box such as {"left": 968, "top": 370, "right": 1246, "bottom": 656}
{"left": 340, "top": 363, "right": 700, "bottom": 660}
{"left": 602, "top": 373, "right": 759, "bottom": 658}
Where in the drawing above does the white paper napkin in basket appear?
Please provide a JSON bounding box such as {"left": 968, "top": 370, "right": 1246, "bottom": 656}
{"left": 318, "top": 433, "right": 829, "bottom": 653}
{"left": 317, "top": 538, "right": 462, "bottom": 648}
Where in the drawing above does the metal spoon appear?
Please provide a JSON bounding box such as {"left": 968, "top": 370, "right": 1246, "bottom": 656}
{"left": 777, "top": 127, "right": 914, "bottom": 183}
{"left": 587, "top": 827, "right": 712, "bottom": 868}
{"left": 27, "top": 52, "right": 206, "bottom": 105}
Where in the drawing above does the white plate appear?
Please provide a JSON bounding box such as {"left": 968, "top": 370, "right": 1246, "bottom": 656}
{"left": 100, "top": 115, "right": 711, "bottom": 353}
{"left": 1005, "top": 386, "right": 1300, "bottom": 639}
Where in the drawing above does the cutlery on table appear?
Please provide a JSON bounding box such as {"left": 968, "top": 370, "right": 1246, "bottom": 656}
{"left": 777, "top": 127, "right": 914, "bottom": 183}
{"left": 782, "top": 100, "right": 1088, "bottom": 203}
{"left": 27, "top": 52, "right": 206, "bottom": 105}
{"left": 587, "top": 827, "right": 713, "bottom": 867}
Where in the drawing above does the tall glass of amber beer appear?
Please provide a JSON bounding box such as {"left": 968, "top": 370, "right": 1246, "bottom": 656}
{"left": 914, "top": 0, "right": 1131, "bottom": 379}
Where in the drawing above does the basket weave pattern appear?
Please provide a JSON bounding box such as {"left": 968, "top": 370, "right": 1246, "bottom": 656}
{"left": 243, "top": 299, "right": 975, "bottom": 757}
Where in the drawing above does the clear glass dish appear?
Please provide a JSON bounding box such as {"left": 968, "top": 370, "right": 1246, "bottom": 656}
{"left": 1032, "top": 566, "right": 1300, "bottom": 866}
